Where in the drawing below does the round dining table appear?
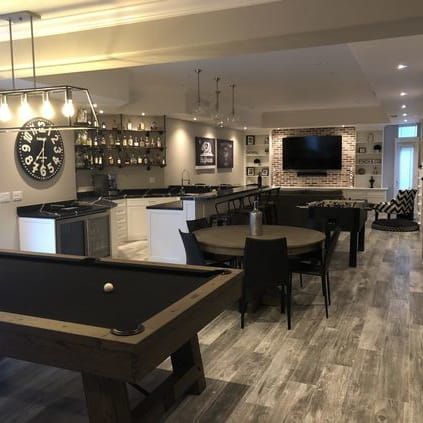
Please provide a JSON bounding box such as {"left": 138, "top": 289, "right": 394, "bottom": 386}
{"left": 194, "top": 225, "right": 325, "bottom": 257}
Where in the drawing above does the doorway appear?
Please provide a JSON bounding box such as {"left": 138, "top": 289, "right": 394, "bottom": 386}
{"left": 394, "top": 138, "right": 419, "bottom": 195}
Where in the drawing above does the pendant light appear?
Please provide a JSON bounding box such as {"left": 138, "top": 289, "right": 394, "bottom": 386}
{"left": 0, "top": 11, "right": 98, "bottom": 132}
{"left": 192, "top": 68, "right": 205, "bottom": 119}
{"left": 213, "top": 77, "right": 224, "bottom": 128}
{"left": 227, "top": 84, "right": 239, "bottom": 125}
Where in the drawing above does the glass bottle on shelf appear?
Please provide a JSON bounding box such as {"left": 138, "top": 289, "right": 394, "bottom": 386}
{"left": 140, "top": 136, "right": 145, "bottom": 148}
{"left": 101, "top": 122, "right": 106, "bottom": 129}
{"left": 93, "top": 135, "right": 98, "bottom": 147}
{"left": 108, "top": 133, "right": 114, "bottom": 146}
{"left": 75, "top": 132, "right": 81, "bottom": 146}
{"left": 137, "top": 154, "right": 143, "bottom": 165}
{"left": 150, "top": 136, "right": 156, "bottom": 148}
{"left": 128, "top": 134, "right": 133, "bottom": 147}
{"left": 151, "top": 121, "right": 158, "bottom": 130}
{"left": 122, "top": 135, "right": 128, "bottom": 147}
{"left": 156, "top": 135, "right": 162, "bottom": 148}
{"left": 134, "top": 137, "right": 139, "bottom": 147}
{"left": 116, "top": 154, "right": 122, "bottom": 167}
{"left": 115, "top": 136, "right": 121, "bottom": 147}
{"left": 145, "top": 134, "right": 150, "bottom": 147}
{"left": 101, "top": 135, "right": 107, "bottom": 146}
{"left": 138, "top": 119, "right": 145, "bottom": 130}
{"left": 81, "top": 131, "right": 88, "bottom": 146}
{"left": 130, "top": 154, "right": 137, "bottom": 165}
{"left": 127, "top": 120, "right": 132, "bottom": 130}
{"left": 108, "top": 154, "right": 114, "bottom": 166}
{"left": 143, "top": 155, "right": 149, "bottom": 165}
{"left": 87, "top": 135, "right": 93, "bottom": 147}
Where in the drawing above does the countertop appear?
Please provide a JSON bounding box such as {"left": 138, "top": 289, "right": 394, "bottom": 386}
{"left": 146, "top": 200, "right": 184, "bottom": 210}
{"left": 17, "top": 199, "right": 116, "bottom": 220}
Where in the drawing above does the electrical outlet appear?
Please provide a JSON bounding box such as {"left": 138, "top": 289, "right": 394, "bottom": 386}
{"left": 12, "top": 191, "right": 23, "bottom": 201}
{"left": 149, "top": 177, "right": 156, "bottom": 184}
{"left": 0, "top": 192, "right": 11, "bottom": 203}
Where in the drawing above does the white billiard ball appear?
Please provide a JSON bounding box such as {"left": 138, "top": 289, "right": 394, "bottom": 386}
{"left": 103, "top": 282, "right": 114, "bottom": 293}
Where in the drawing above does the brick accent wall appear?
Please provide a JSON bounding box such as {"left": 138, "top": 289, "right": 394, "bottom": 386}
{"left": 271, "top": 127, "right": 356, "bottom": 187}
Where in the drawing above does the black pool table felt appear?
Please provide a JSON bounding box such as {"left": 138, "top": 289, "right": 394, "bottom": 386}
{"left": 0, "top": 254, "right": 219, "bottom": 333}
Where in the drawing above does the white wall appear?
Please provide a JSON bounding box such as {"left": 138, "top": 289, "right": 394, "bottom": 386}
{"left": 164, "top": 118, "right": 244, "bottom": 186}
{"left": 0, "top": 122, "right": 76, "bottom": 250}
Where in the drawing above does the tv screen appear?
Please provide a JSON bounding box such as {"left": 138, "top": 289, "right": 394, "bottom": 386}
{"left": 282, "top": 135, "right": 342, "bottom": 170}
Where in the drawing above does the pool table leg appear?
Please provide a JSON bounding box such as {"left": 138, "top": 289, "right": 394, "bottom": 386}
{"left": 349, "top": 231, "right": 358, "bottom": 267}
{"left": 82, "top": 372, "right": 131, "bottom": 423}
{"left": 171, "top": 335, "right": 206, "bottom": 395}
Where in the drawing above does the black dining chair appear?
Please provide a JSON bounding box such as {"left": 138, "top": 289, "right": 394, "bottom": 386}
{"left": 179, "top": 230, "right": 230, "bottom": 267}
{"left": 240, "top": 237, "right": 292, "bottom": 329}
{"left": 186, "top": 217, "right": 209, "bottom": 233}
{"left": 289, "top": 228, "right": 340, "bottom": 317}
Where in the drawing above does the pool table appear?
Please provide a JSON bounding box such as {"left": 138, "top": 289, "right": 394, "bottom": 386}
{"left": 0, "top": 250, "right": 242, "bottom": 422}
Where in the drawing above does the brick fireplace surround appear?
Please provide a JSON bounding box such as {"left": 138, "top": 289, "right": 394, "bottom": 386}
{"left": 271, "top": 126, "right": 356, "bottom": 187}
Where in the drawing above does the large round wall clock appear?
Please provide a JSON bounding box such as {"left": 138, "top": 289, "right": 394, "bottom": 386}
{"left": 16, "top": 118, "right": 64, "bottom": 181}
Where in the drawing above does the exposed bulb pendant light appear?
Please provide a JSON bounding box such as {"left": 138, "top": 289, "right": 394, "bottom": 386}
{"left": 41, "top": 92, "right": 54, "bottom": 119}
{"left": 193, "top": 68, "right": 204, "bottom": 118}
{"left": 0, "top": 95, "right": 12, "bottom": 122}
{"left": 19, "top": 93, "right": 32, "bottom": 120}
{"left": 0, "top": 11, "right": 98, "bottom": 132}
{"left": 62, "top": 88, "right": 75, "bottom": 118}
{"left": 228, "top": 84, "right": 239, "bottom": 124}
{"left": 213, "top": 77, "right": 224, "bottom": 128}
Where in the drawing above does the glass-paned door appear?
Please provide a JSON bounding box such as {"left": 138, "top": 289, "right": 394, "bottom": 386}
{"left": 394, "top": 139, "right": 419, "bottom": 195}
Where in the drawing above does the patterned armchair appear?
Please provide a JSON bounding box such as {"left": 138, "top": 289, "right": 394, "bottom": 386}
{"left": 373, "top": 189, "right": 417, "bottom": 220}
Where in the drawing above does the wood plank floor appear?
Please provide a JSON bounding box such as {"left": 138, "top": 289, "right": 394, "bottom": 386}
{"left": 0, "top": 222, "right": 422, "bottom": 422}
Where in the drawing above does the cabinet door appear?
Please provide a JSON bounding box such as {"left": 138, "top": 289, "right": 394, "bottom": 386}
{"left": 127, "top": 203, "right": 148, "bottom": 241}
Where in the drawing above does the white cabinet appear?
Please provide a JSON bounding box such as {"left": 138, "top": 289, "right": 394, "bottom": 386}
{"left": 342, "top": 188, "right": 387, "bottom": 203}
{"left": 127, "top": 197, "right": 179, "bottom": 241}
{"left": 110, "top": 199, "right": 127, "bottom": 257}
{"left": 19, "top": 218, "right": 56, "bottom": 253}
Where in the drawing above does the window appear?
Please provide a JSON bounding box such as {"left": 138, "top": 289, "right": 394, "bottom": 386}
{"left": 398, "top": 145, "right": 414, "bottom": 190}
{"left": 398, "top": 125, "right": 418, "bottom": 138}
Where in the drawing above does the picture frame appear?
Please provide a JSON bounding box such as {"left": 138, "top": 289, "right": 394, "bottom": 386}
{"left": 246, "top": 167, "right": 255, "bottom": 176}
{"left": 195, "top": 137, "right": 216, "bottom": 169}
{"left": 358, "top": 147, "right": 366, "bottom": 153}
{"left": 246, "top": 135, "right": 255, "bottom": 145}
{"left": 261, "top": 167, "right": 269, "bottom": 177}
{"left": 216, "top": 139, "right": 233, "bottom": 169}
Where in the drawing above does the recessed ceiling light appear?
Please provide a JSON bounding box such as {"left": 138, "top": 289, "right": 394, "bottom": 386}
{"left": 193, "top": 117, "right": 197, "bottom": 121}
{"left": 342, "top": 124, "right": 345, "bottom": 128}
{"left": 401, "top": 104, "right": 407, "bottom": 109}
{"left": 243, "top": 126, "right": 247, "bottom": 130}
{"left": 404, "top": 119, "right": 408, "bottom": 122}
{"left": 400, "top": 91, "right": 407, "bottom": 96}
{"left": 93, "top": 103, "right": 97, "bottom": 108}
{"left": 277, "top": 127, "right": 281, "bottom": 130}
{"left": 99, "top": 109, "right": 104, "bottom": 114}
{"left": 141, "top": 112, "right": 145, "bottom": 116}
{"left": 397, "top": 64, "right": 408, "bottom": 70}
{"left": 403, "top": 113, "right": 408, "bottom": 117}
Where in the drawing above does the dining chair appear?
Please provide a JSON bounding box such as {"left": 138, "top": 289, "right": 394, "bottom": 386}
{"left": 289, "top": 228, "right": 340, "bottom": 317}
{"left": 186, "top": 217, "right": 209, "bottom": 233}
{"left": 240, "top": 237, "right": 292, "bottom": 329}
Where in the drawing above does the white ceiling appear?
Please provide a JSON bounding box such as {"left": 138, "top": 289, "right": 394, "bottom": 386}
{"left": 1, "top": 0, "right": 423, "bottom": 128}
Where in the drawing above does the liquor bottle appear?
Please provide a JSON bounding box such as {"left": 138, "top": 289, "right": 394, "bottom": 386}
{"left": 140, "top": 136, "right": 145, "bottom": 148}
{"left": 108, "top": 134, "right": 114, "bottom": 146}
{"left": 98, "top": 154, "right": 103, "bottom": 167}
{"left": 93, "top": 136, "right": 98, "bottom": 147}
{"left": 145, "top": 134, "right": 150, "bottom": 147}
{"left": 127, "top": 120, "right": 132, "bottom": 130}
{"left": 108, "top": 154, "right": 114, "bottom": 166}
{"left": 101, "top": 122, "right": 106, "bottom": 129}
{"left": 115, "top": 136, "right": 121, "bottom": 146}
{"left": 137, "top": 154, "right": 143, "bottom": 165}
{"left": 151, "top": 121, "right": 158, "bottom": 130}
{"left": 134, "top": 137, "right": 139, "bottom": 147}
{"left": 94, "top": 154, "right": 99, "bottom": 166}
{"left": 130, "top": 154, "right": 136, "bottom": 165}
{"left": 75, "top": 132, "right": 81, "bottom": 146}
{"left": 122, "top": 135, "right": 127, "bottom": 147}
{"left": 143, "top": 155, "right": 149, "bottom": 165}
{"left": 128, "top": 134, "right": 133, "bottom": 147}
{"left": 156, "top": 135, "right": 162, "bottom": 148}
{"left": 116, "top": 154, "right": 122, "bottom": 166}
{"left": 150, "top": 136, "right": 156, "bottom": 148}
{"left": 101, "top": 136, "right": 107, "bottom": 146}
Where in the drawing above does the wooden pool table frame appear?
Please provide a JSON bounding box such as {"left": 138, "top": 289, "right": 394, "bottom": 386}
{"left": 0, "top": 250, "right": 243, "bottom": 423}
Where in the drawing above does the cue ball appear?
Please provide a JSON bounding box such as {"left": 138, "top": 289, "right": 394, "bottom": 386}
{"left": 103, "top": 282, "right": 114, "bottom": 293}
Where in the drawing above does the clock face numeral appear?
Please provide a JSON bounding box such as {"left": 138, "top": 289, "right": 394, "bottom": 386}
{"left": 16, "top": 118, "right": 65, "bottom": 181}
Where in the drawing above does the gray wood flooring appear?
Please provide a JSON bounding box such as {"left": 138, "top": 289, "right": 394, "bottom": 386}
{"left": 1, "top": 223, "right": 422, "bottom": 422}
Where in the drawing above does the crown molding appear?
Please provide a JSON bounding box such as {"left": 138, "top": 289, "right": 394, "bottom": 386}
{"left": 0, "top": 0, "right": 274, "bottom": 41}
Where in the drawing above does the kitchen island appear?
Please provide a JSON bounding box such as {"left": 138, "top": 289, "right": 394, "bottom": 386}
{"left": 147, "top": 185, "right": 270, "bottom": 264}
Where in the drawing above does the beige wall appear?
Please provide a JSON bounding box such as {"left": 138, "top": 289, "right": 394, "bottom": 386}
{"left": 0, "top": 127, "right": 76, "bottom": 250}
{"left": 164, "top": 118, "right": 244, "bottom": 186}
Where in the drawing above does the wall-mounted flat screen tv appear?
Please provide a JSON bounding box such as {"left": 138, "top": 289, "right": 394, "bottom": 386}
{"left": 282, "top": 135, "right": 342, "bottom": 170}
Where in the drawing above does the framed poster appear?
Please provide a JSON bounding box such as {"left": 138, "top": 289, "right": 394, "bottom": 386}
{"left": 246, "top": 167, "right": 255, "bottom": 176}
{"left": 246, "top": 135, "right": 255, "bottom": 145}
{"left": 217, "top": 139, "right": 233, "bottom": 169}
{"left": 261, "top": 167, "right": 269, "bottom": 176}
{"left": 195, "top": 137, "right": 216, "bottom": 169}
